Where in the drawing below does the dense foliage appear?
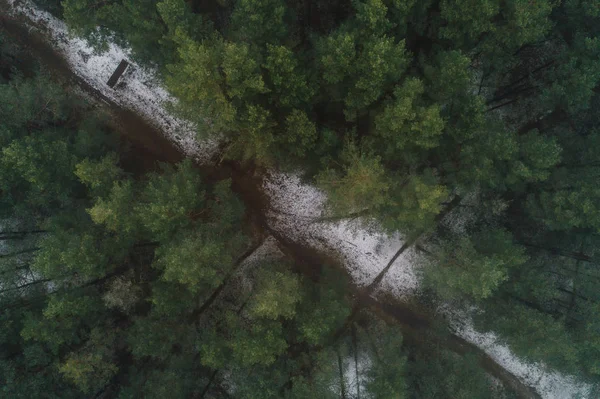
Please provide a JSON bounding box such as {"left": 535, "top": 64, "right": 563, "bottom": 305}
{"left": 0, "top": 37, "right": 515, "bottom": 398}
{"left": 57, "top": 0, "right": 600, "bottom": 390}
{"left": 3, "top": 0, "right": 600, "bottom": 395}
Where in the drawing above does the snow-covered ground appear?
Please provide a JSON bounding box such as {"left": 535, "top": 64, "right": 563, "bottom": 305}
{"left": 4, "top": 0, "right": 218, "bottom": 162}
{"left": 263, "top": 172, "right": 419, "bottom": 298}
{"left": 442, "top": 306, "right": 593, "bottom": 399}
{"left": 2, "top": 1, "right": 593, "bottom": 397}
{"left": 340, "top": 352, "right": 373, "bottom": 399}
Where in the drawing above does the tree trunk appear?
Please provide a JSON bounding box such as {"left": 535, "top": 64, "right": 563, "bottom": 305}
{"left": 198, "top": 370, "right": 219, "bottom": 399}
{"left": 352, "top": 324, "right": 360, "bottom": 399}
{"left": 520, "top": 242, "right": 597, "bottom": 263}
{"left": 0, "top": 277, "right": 52, "bottom": 294}
{"left": 0, "top": 264, "right": 30, "bottom": 276}
{"left": 494, "top": 60, "right": 555, "bottom": 98}
{"left": 0, "top": 247, "right": 39, "bottom": 258}
{"left": 366, "top": 194, "right": 462, "bottom": 293}
{"left": 192, "top": 239, "right": 265, "bottom": 321}
{"left": 486, "top": 98, "right": 521, "bottom": 113}
{"left": 337, "top": 348, "right": 347, "bottom": 399}
{"left": 487, "top": 84, "right": 537, "bottom": 106}
{"left": 567, "top": 243, "right": 583, "bottom": 318}
{"left": 0, "top": 230, "right": 47, "bottom": 235}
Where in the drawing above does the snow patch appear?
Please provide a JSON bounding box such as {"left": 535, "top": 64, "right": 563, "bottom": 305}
{"left": 442, "top": 306, "right": 593, "bottom": 399}
{"left": 263, "top": 172, "right": 419, "bottom": 297}
{"left": 5, "top": 0, "right": 218, "bottom": 162}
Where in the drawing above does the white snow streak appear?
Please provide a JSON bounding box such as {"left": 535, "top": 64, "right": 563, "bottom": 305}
{"left": 263, "top": 172, "right": 419, "bottom": 298}
{"left": 5, "top": 0, "right": 218, "bottom": 162}
{"left": 2, "top": 1, "right": 593, "bottom": 397}
{"left": 442, "top": 306, "right": 593, "bottom": 399}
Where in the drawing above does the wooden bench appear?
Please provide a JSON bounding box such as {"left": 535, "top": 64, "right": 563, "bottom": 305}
{"left": 107, "top": 59, "right": 129, "bottom": 88}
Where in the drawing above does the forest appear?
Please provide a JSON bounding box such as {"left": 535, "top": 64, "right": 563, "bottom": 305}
{"left": 1, "top": 0, "right": 599, "bottom": 397}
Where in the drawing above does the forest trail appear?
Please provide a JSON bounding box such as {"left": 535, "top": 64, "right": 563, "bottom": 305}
{"left": 0, "top": 3, "right": 584, "bottom": 398}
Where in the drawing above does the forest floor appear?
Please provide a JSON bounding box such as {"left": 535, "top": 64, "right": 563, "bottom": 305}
{"left": 0, "top": 1, "right": 592, "bottom": 398}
